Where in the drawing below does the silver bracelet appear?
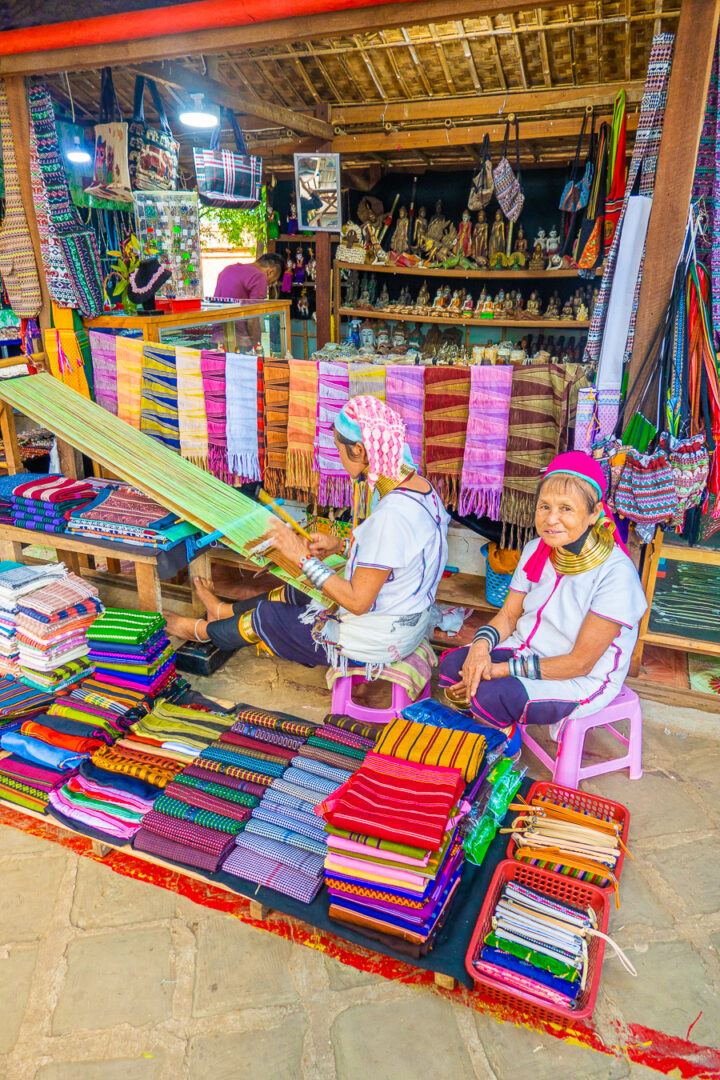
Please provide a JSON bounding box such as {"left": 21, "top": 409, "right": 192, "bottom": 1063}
{"left": 473, "top": 625, "right": 500, "bottom": 650}
{"left": 526, "top": 653, "right": 542, "bottom": 680}
{"left": 301, "top": 556, "right": 334, "bottom": 590}
{"left": 341, "top": 537, "right": 351, "bottom": 558}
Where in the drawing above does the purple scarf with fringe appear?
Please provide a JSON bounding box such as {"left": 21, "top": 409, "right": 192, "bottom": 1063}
{"left": 316, "top": 360, "right": 351, "bottom": 507}
{"left": 386, "top": 364, "right": 425, "bottom": 470}
{"left": 458, "top": 364, "right": 513, "bottom": 518}
{"left": 200, "top": 349, "right": 231, "bottom": 482}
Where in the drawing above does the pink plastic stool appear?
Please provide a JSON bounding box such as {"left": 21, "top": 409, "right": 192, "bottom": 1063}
{"left": 520, "top": 685, "right": 643, "bottom": 789}
{"left": 330, "top": 672, "right": 431, "bottom": 725}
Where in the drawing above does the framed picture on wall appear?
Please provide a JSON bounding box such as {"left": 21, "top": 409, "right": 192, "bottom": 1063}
{"left": 294, "top": 152, "right": 342, "bottom": 232}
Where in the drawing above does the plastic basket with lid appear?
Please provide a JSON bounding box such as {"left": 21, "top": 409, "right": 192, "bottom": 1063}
{"left": 505, "top": 781, "right": 631, "bottom": 897}
{"left": 465, "top": 859, "right": 610, "bottom": 1022}
{"left": 481, "top": 542, "right": 511, "bottom": 607}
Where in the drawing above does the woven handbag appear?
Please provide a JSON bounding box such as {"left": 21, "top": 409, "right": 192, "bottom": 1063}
{"left": 559, "top": 110, "right": 590, "bottom": 213}
{"left": 128, "top": 76, "right": 179, "bottom": 191}
{"left": 194, "top": 109, "right": 262, "bottom": 210}
{"left": 492, "top": 117, "right": 524, "bottom": 222}
{"left": 468, "top": 133, "right": 494, "bottom": 210}
{"left": 614, "top": 447, "right": 678, "bottom": 524}
{"left": 84, "top": 68, "right": 133, "bottom": 204}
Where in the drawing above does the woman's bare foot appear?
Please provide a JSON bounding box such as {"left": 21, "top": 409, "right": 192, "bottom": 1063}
{"left": 165, "top": 611, "right": 210, "bottom": 641}
{"left": 193, "top": 577, "right": 232, "bottom": 622}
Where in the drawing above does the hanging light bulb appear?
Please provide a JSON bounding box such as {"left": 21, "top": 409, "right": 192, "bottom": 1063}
{"left": 66, "top": 134, "right": 91, "bottom": 165}
{"left": 179, "top": 93, "right": 218, "bottom": 129}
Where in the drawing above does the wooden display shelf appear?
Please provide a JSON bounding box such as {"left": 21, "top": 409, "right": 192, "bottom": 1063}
{"left": 336, "top": 260, "right": 601, "bottom": 280}
{"left": 338, "top": 307, "right": 590, "bottom": 330}
{"left": 436, "top": 572, "right": 494, "bottom": 612}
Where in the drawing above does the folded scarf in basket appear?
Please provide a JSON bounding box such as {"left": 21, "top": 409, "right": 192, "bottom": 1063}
{"left": 140, "top": 342, "right": 180, "bottom": 451}
{"left": 423, "top": 366, "right": 471, "bottom": 510}
{"left": 226, "top": 352, "right": 262, "bottom": 481}
{"left": 459, "top": 364, "right": 513, "bottom": 519}
{"left": 286, "top": 359, "right": 319, "bottom": 497}
{"left": 262, "top": 357, "right": 290, "bottom": 496}
{"left": 175, "top": 345, "right": 209, "bottom": 467}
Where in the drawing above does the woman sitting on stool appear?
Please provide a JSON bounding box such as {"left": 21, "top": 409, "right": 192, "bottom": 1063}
{"left": 167, "top": 396, "right": 450, "bottom": 677}
{"left": 439, "top": 452, "right": 647, "bottom": 740}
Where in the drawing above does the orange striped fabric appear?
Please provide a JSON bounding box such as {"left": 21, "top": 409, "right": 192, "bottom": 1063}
{"left": 374, "top": 718, "right": 485, "bottom": 783}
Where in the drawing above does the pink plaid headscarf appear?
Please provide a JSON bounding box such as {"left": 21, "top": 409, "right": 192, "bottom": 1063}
{"left": 336, "top": 395, "right": 406, "bottom": 490}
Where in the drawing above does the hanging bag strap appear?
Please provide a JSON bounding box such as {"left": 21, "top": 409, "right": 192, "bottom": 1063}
{"left": 570, "top": 110, "right": 589, "bottom": 181}
{"left": 481, "top": 131, "right": 491, "bottom": 163}
{"left": 513, "top": 115, "right": 521, "bottom": 175}
{"left": 133, "top": 75, "right": 172, "bottom": 135}
{"left": 209, "top": 108, "right": 249, "bottom": 155}
{"left": 99, "top": 67, "right": 122, "bottom": 123}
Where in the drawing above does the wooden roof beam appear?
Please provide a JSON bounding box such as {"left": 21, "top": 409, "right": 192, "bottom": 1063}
{"left": 130, "top": 60, "right": 332, "bottom": 138}
{"left": 331, "top": 82, "right": 644, "bottom": 126}
{"left": 0, "top": 0, "right": 574, "bottom": 77}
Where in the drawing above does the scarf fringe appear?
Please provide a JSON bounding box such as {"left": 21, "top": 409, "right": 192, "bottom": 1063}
{"left": 457, "top": 486, "right": 503, "bottom": 520}
{"left": 318, "top": 473, "right": 352, "bottom": 509}
{"left": 208, "top": 446, "right": 232, "bottom": 484}
{"left": 228, "top": 451, "right": 261, "bottom": 483}
{"left": 286, "top": 447, "right": 314, "bottom": 496}
{"left": 428, "top": 472, "right": 460, "bottom": 511}
{"left": 263, "top": 468, "right": 285, "bottom": 498}
{"left": 181, "top": 453, "right": 209, "bottom": 471}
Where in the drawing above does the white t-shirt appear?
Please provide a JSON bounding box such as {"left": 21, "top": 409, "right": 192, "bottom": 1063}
{"left": 343, "top": 486, "right": 450, "bottom": 616}
{"left": 502, "top": 537, "right": 648, "bottom": 718}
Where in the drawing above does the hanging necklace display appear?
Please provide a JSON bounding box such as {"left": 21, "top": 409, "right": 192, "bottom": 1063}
{"left": 134, "top": 191, "right": 203, "bottom": 300}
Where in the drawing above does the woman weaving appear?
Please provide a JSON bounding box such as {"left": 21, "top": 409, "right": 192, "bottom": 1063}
{"left": 439, "top": 452, "right": 647, "bottom": 737}
{"left": 167, "top": 397, "right": 450, "bottom": 677}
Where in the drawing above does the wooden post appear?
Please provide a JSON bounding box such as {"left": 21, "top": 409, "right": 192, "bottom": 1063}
{"left": 0, "top": 402, "right": 23, "bottom": 475}
{"left": 2, "top": 75, "right": 51, "bottom": 331}
{"left": 626, "top": 0, "right": 720, "bottom": 419}
{"left": 135, "top": 561, "right": 163, "bottom": 612}
{"left": 315, "top": 231, "right": 332, "bottom": 348}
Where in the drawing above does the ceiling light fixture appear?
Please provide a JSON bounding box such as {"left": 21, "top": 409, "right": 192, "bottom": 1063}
{"left": 66, "top": 134, "right": 91, "bottom": 164}
{"left": 179, "top": 93, "right": 218, "bottom": 129}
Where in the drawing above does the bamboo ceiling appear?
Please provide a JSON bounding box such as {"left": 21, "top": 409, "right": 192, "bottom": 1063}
{"left": 44, "top": 0, "right": 681, "bottom": 174}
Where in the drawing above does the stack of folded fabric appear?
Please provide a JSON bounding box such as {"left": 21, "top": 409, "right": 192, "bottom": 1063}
{"left": 10, "top": 474, "right": 95, "bottom": 534}
{"left": 0, "top": 473, "right": 37, "bottom": 526}
{"left": 48, "top": 765, "right": 158, "bottom": 842}
{"left": 297, "top": 716, "right": 380, "bottom": 774}
{"left": 0, "top": 755, "right": 71, "bottom": 813}
{"left": 66, "top": 485, "right": 196, "bottom": 550}
{"left": 128, "top": 699, "right": 236, "bottom": 762}
{"left": 85, "top": 609, "right": 176, "bottom": 699}
{"left": 0, "top": 678, "right": 53, "bottom": 730}
{"left": 0, "top": 561, "right": 70, "bottom": 678}
{"left": 15, "top": 573, "right": 101, "bottom": 692}
{"left": 317, "top": 751, "right": 469, "bottom": 956}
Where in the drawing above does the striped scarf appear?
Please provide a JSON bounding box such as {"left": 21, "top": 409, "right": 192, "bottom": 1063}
{"left": 317, "top": 360, "right": 351, "bottom": 507}
{"left": 262, "top": 357, "right": 289, "bottom": 497}
{"left": 385, "top": 365, "right": 425, "bottom": 470}
{"left": 140, "top": 342, "right": 180, "bottom": 451}
{"left": 200, "top": 349, "right": 230, "bottom": 482}
{"left": 115, "top": 337, "right": 144, "bottom": 428}
{"left": 423, "top": 366, "right": 471, "bottom": 509}
{"left": 286, "top": 359, "right": 318, "bottom": 497}
{"left": 226, "top": 352, "right": 261, "bottom": 482}
{"left": 348, "top": 362, "right": 386, "bottom": 401}
{"left": 88, "top": 331, "right": 118, "bottom": 414}
{"left": 499, "top": 363, "right": 588, "bottom": 547}
{"left": 0, "top": 78, "right": 42, "bottom": 319}
{"left": 175, "top": 345, "right": 208, "bottom": 467}
{"left": 458, "top": 364, "right": 513, "bottom": 518}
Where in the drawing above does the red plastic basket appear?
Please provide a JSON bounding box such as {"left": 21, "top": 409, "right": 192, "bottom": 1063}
{"left": 171, "top": 298, "right": 202, "bottom": 313}
{"left": 505, "top": 781, "right": 631, "bottom": 892}
{"left": 465, "top": 859, "right": 610, "bottom": 1022}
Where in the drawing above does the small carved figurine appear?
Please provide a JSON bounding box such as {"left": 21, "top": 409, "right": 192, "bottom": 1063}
{"left": 427, "top": 199, "right": 449, "bottom": 243}
{"left": 390, "top": 205, "right": 411, "bottom": 255}
{"left": 489, "top": 209, "right": 506, "bottom": 264}
{"left": 413, "top": 206, "right": 428, "bottom": 250}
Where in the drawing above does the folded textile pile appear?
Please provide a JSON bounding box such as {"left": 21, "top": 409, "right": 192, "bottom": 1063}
{"left": 66, "top": 485, "right": 195, "bottom": 550}
{"left": 129, "top": 699, "right": 236, "bottom": 761}
{"left": 0, "top": 473, "right": 37, "bottom": 525}
{"left": 472, "top": 880, "right": 586, "bottom": 1010}
{"left": 15, "top": 573, "right": 101, "bottom": 692}
{"left": 298, "top": 716, "right": 380, "bottom": 775}
{"left": 222, "top": 708, "right": 367, "bottom": 903}
{"left": 317, "top": 751, "right": 467, "bottom": 956}
{"left": 85, "top": 609, "right": 176, "bottom": 699}
{"left": 374, "top": 716, "right": 487, "bottom": 784}
{"left": 48, "top": 758, "right": 160, "bottom": 842}
{"left": 10, "top": 474, "right": 94, "bottom": 534}
{"left": 0, "top": 561, "right": 69, "bottom": 679}
{"left": 0, "top": 755, "right": 70, "bottom": 812}
{"left": 0, "top": 677, "right": 54, "bottom": 729}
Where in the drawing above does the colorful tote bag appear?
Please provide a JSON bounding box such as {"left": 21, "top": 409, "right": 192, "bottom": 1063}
{"left": 84, "top": 69, "right": 133, "bottom": 205}
{"left": 194, "top": 109, "right": 262, "bottom": 210}
{"left": 128, "top": 76, "right": 179, "bottom": 191}
{"left": 492, "top": 117, "right": 524, "bottom": 222}
{"left": 614, "top": 446, "right": 677, "bottom": 525}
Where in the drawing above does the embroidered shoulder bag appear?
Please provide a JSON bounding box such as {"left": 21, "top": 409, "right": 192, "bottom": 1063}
{"left": 492, "top": 117, "right": 524, "bottom": 222}
{"left": 128, "top": 76, "right": 179, "bottom": 192}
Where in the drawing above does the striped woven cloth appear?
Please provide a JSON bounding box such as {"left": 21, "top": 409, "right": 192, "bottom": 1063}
{"left": 286, "top": 359, "right": 319, "bottom": 498}
{"left": 262, "top": 357, "right": 290, "bottom": 496}
{"left": 175, "top": 346, "right": 209, "bottom": 467}
{"left": 153, "top": 793, "right": 247, "bottom": 834}
{"left": 140, "top": 343, "right": 180, "bottom": 451}
{"left": 423, "top": 366, "right": 471, "bottom": 510}
{"left": 385, "top": 364, "right": 425, "bottom": 471}
{"left": 115, "top": 337, "right": 144, "bottom": 429}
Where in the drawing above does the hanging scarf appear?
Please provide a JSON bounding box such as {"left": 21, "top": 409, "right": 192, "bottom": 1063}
{"left": 175, "top": 345, "right": 208, "bottom": 468}
{"left": 262, "top": 357, "right": 290, "bottom": 497}
{"left": 385, "top": 365, "right": 425, "bottom": 471}
{"left": 692, "top": 32, "right": 720, "bottom": 344}
{"left": 576, "top": 122, "right": 608, "bottom": 278}
{"left": 585, "top": 33, "right": 675, "bottom": 369}
{"left": 286, "top": 359, "right": 318, "bottom": 498}
{"left": 316, "top": 360, "right": 351, "bottom": 507}
{"left": 27, "top": 85, "right": 103, "bottom": 318}
{"left": 348, "top": 362, "right": 386, "bottom": 401}
{"left": 88, "top": 330, "right": 118, "bottom": 414}
{"left": 499, "top": 363, "right": 588, "bottom": 548}
{"left": 604, "top": 90, "right": 627, "bottom": 256}
{"left": 115, "top": 337, "right": 144, "bottom": 428}
{"left": 140, "top": 342, "right": 180, "bottom": 451}
{"left": 0, "top": 79, "right": 41, "bottom": 320}
{"left": 200, "top": 349, "right": 231, "bottom": 482}
{"left": 687, "top": 262, "right": 720, "bottom": 500}
{"left": 335, "top": 394, "right": 406, "bottom": 491}
{"left": 458, "top": 364, "right": 513, "bottom": 518}
{"left": 422, "top": 366, "right": 470, "bottom": 510}
{"left": 226, "top": 353, "right": 261, "bottom": 482}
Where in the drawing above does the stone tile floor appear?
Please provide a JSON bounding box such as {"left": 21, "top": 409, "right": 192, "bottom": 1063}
{"left": 1, "top": 648, "right": 719, "bottom": 1080}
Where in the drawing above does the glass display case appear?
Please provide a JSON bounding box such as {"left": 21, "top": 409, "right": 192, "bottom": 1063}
{"left": 84, "top": 300, "right": 291, "bottom": 356}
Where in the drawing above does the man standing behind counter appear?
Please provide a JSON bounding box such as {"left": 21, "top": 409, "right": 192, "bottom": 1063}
{"left": 214, "top": 252, "right": 283, "bottom": 300}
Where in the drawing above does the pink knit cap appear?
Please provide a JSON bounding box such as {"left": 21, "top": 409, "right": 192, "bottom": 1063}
{"left": 337, "top": 395, "right": 406, "bottom": 490}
